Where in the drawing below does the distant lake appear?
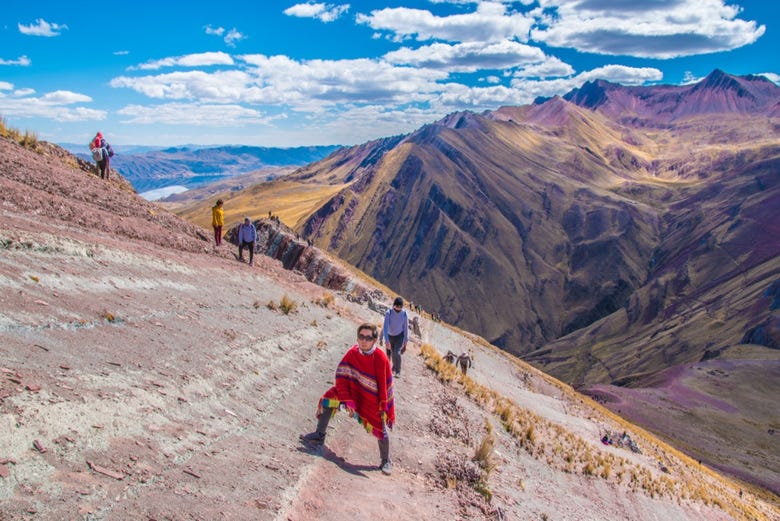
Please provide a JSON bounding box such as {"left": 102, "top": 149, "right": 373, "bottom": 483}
{"left": 139, "top": 185, "right": 189, "bottom": 201}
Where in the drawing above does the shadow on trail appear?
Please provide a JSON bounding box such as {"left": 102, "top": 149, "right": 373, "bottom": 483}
{"left": 296, "top": 443, "right": 377, "bottom": 477}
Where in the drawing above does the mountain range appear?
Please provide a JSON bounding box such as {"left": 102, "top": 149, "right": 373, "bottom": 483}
{"left": 61, "top": 143, "right": 341, "bottom": 194}
{"left": 168, "top": 69, "right": 780, "bottom": 494}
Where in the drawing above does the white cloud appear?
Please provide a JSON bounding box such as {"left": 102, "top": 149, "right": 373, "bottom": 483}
{"left": 110, "top": 49, "right": 670, "bottom": 141}
{"left": 0, "top": 87, "right": 104, "bottom": 122}
{"left": 205, "top": 25, "right": 225, "bottom": 36}
{"left": 428, "top": 81, "right": 536, "bottom": 111}
{"left": 510, "top": 65, "right": 663, "bottom": 100}
{"left": 384, "top": 39, "right": 545, "bottom": 72}
{"left": 131, "top": 52, "right": 235, "bottom": 71}
{"left": 223, "top": 29, "right": 247, "bottom": 47}
{"left": 284, "top": 3, "right": 351, "bottom": 23}
{"left": 115, "top": 53, "right": 449, "bottom": 109}
{"left": 359, "top": 1, "right": 764, "bottom": 59}
{"left": 205, "top": 25, "right": 246, "bottom": 47}
{"left": 112, "top": 70, "right": 256, "bottom": 102}
{"left": 18, "top": 19, "right": 68, "bottom": 37}
{"left": 40, "top": 91, "right": 93, "bottom": 104}
{"left": 307, "top": 104, "right": 442, "bottom": 142}
{"left": 117, "top": 102, "right": 267, "bottom": 126}
{"left": 0, "top": 83, "right": 35, "bottom": 97}
{"left": 0, "top": 55, "right": 31, "bottom": 66}
{"left": 576, "top": 65, "right": 664, "bottom": 85}
{"left": 759, "top": 72, "right": 780, "bottom": 85}
{"left": 531, "top": 0, "right": 765, "bottom": 58}
{"left": 357, "top": 2, "right": 534, "bottom": 43}
{"left": 682, "top": 70, "right": 703, "bottom": 84}
{"left": 513, "top": 56, "right": 575, "bottom": 79}
{"left": 239, "top": 54, "right": 449, "bottom": 106}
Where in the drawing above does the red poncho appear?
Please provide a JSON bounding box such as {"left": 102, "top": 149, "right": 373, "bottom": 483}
{"left": 320, "top": 345, "right": 395, "bottom": 439}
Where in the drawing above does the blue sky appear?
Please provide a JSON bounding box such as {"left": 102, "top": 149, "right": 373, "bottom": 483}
{"left": 1, "top": 1, "right": 777, "bottom": 148}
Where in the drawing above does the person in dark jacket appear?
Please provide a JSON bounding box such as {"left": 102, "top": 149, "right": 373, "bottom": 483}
{"left": 237, "top": 217, "right": 257, "bottom": 266}
{"left": 90, "top": 131, "right": 114, "bottom": 180}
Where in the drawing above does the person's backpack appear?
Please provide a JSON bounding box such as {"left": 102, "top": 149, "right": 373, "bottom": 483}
{"left": 91, "top": 146, "right": 104, "bottom": 161}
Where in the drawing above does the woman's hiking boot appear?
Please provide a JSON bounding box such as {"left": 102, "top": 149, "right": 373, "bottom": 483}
{"left": 380, "top": 459, "right": 392, "bottom": 475}
{"left": 299, "top": 431, "right": 326, "bottom": 448}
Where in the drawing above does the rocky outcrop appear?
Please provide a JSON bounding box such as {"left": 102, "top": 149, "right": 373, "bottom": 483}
{"left": 226, "top": 218, "right": 384, "bottom": 304}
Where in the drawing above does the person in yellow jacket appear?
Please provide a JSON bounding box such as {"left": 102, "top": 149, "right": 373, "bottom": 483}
{"left": 211, "top": 199, "right": 224, "bottom": 246}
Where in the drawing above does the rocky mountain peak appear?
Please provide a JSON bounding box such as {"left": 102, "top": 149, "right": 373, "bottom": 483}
{"left": 563, "top": 69, "right": 779, "bottom": 120}
{"left": 562, "top": 78, "right": 614, "bottom": 109}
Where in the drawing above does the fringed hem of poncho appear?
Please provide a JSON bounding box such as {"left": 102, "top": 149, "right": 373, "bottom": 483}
{"left": 320, "top": 397, "right": 392, "bottom": 439}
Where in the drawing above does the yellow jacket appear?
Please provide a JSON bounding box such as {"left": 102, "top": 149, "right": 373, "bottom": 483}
{"left": 212, "top": 205, "right": 224, "bottom": 227}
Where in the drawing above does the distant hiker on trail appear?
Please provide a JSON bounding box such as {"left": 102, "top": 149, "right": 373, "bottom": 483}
{"left": 383, "top": 296, "right": 409, "bottom": 378}
{"left": 211, "top": 199, "right": 224, "bottom": 247}
{"left": 300, "top": 323, "right": 395, "bottom": 475}
{"left": 457, "top": 351, "right": 472, "bottom": 375}
{"left": 89, "top": 131, "right": 114, "bottom": 180}
{"left": 410, "top": 315, "right": 422, "bottom": 338}
{"left": 237, "top": 217, "right": 257, "bottom": 266}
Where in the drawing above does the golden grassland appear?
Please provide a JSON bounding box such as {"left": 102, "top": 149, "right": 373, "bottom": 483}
{"left": 173, "top": 180, "right": 348, "bottom": 231}
{"left": 0, "top": 117, "right": 40, "bottom": 151}
{"left": 440, "top": 325, "right": 780, "bottom": 510}
{"left": 419, "top": 342, "right": 777, "bottom": 521}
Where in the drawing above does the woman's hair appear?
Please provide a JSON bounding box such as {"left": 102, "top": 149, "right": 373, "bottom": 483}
{"left": 216, "top": 199, "right": 223, "bottom": 205}
{"left": 357, "top": 323, "right": 378, "bottom": 339}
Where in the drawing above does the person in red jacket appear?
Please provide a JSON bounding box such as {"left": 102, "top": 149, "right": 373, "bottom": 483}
{"left": 300, "top": 323, "right": 395, "bottom": 475}
{"left": 89, "top": 131, "right": 114, "bottom": 180}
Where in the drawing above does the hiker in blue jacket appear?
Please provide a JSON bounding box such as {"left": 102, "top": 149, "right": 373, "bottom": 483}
{"left": 237, "top": 217, "right": 257, "bottom": 266}
{"left": 383, "top": 296, "right": 409, "bottom": 378}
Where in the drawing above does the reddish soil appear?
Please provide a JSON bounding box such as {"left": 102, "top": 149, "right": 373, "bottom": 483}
{"left": 1, "top": 136, "right": 777, "bottom": 520}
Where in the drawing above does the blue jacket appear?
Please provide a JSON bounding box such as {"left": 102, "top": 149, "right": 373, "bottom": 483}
{"left": 383, "top": 308, "right": 408, "bottom": 345}
{"left": 238, "top": 222, "right": 257, "bottom": 243}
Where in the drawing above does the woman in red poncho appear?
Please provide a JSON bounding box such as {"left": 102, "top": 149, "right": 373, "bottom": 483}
{"left": 300, "top": 323, "right": 395, "bottom": 475}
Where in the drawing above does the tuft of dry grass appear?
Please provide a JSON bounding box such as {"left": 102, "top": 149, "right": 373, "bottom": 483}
{"left": 279, "top": 294, "right": 297, "bottom": 314}
{"left": 312, "top": 292, "right": 335, "bottom": 308}
{"left": 1, "top": 117, "right": 41, "bottom": 152}
{"left": 473, "top": 420, "right": 497, "bottom": 474}
{"left": 472, "top": 420, "right": 497, "bottom": 501}
{"left": 265, "top": 295, "right": 298, "bottom": 314}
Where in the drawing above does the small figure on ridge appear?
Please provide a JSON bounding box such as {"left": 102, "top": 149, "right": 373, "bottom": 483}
{"left": 211, "top": 199, "right": 224, "bottom": 247}
{"left": 237, "top": 217, "right": 257, "bottom": 266}
{"left": 89, "top": 131, "right": 114, "bottom": 180}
